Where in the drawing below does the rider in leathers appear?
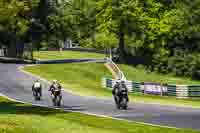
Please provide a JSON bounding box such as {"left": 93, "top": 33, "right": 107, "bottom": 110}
{"left": 32, "top": 80, "right": 42, "bottom": 98}
{"left": 112, "top": 80, "right": 129, "bottom": 108}
{"left": 112, "top": 80, "right": 121, "bottom": 107}
{"left": 121, "top": 80, "right": 129, "bottom": 102}
{"left": 49, "top": 80, "right": 62, "bottom": 105}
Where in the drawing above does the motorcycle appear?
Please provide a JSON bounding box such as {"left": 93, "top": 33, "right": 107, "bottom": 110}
{"left": 115, "top": 90, "right": 128, "bottom": 110}
{"left": 32, "top": 88, "right": 41, "bottom": 101}
{"left": 119, "top": 94, "right": 128, "bottom": 110}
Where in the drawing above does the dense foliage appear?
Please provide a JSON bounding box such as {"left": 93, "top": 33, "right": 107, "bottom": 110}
{"left": 0, "top": 0, "right": 200, "bottom": 79}
{"left": 95, "top": 0, "right": 200, "bottom": 79}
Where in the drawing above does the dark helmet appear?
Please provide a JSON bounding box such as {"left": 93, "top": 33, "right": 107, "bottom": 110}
{"left": 121, "top": 80, "right": 126, "bottom": 84}
{"left": 116, "top": 79, "right": 121, "bottom": 84}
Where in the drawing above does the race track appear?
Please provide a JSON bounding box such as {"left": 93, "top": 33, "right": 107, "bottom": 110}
{"left": 0, "top": 63, "right": 200, "bottom": 130}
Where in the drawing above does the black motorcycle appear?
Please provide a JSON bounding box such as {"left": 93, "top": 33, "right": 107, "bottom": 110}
{"left": 115, "top": 90, "right": 128, "bottom": 110}
{"left": 32, "top": 87, "right": 41, "bottom": 101}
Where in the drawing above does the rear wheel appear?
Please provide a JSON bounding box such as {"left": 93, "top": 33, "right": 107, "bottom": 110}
{"left": 121, "top": 98, "right": 127, "bottom": 110}
{"left": 54, "top": 95, "right": 62, "bottom": 107}
{"left": 36, "top": 95, "right": 41, "bottom": 100}
{"left": 35, "top": 92, "right": 40, "bottom": 100}
{"left": 123, "top": 104, "right": 127, "bottom": 110}
{"left": 116, "top": 103, "right": 120, "bottom": 109}
{"left": 114, "top": 96, "right": 120, "bottom": 109}
{"left": 56, "top": 97, "right": 59, "bottom": 106}
{"left": 58, "top": 95, "right": 62, "bottom": 106}
{"left": 33, "top": 88, "right": 41, "bottom": 101}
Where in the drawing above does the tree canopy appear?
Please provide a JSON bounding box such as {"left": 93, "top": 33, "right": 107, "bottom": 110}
{"left": 1, "top": 0, "right": 200, "bottom": 79}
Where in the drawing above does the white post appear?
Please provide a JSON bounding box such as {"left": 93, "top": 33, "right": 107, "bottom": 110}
{"left": 102, "top": 77, "right": 107, "bottom": 88}
{"left": 69, "top": 39, "right": 72, "bottom": 48}
{"left": 109, "top": 48, "right": 112, "bottom": 60}
{"left": 176, "top": 85, "right": 188, "bottom": 98}
{"left": 0, "top": 49, "right": 2, "bottom": 56}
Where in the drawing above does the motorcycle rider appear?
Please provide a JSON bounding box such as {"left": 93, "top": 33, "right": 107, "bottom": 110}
{"left": 32, "top": 80, "right": 42, "bottom": 100}
{"left": 48, "top": 80, "right": 62, "bottom": 106}
{"left": 49, "top": 80, "right": 62, "bottom": 95}
{"left": 112, "top": 79, "right": 129, "bottom": 109}
{"left": 121, "top": 80, "right": 129, "bottom": 102}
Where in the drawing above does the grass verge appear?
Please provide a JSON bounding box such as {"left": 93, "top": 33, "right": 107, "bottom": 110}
{"left": 33, "top": 51, "right": 105, "bottom": 60}
{"left": 23, "top": 63, "right": 200, "bottom": 108}
{"left": 119, "top": 64, "right": 200, "bottom": 85}
{"left": 0, "top": 96, "right": 199, "bottom": 133}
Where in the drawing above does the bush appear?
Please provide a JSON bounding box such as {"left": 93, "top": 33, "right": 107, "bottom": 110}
{"left": 136, "top": 64, "right": 145, "bottom": 70}
{"left": 94, "top": 33, "right": 117, "bottom": 49}
{"left": 79, "top": 38, "right": 93, "bottom": 48}
{"left": 152, "top": 51, "right": 200, "bottom": 79}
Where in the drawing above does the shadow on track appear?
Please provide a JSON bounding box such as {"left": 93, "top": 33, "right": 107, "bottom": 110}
{"left": 61, "top": 105, "right": 86, "bottom": 111}
{"left": 0, "top": 100, "right": 87, "bottom": 116}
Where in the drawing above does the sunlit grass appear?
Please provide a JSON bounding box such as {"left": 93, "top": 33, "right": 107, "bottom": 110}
{"left": 33, "top": 51, "right": 105, "bottom": 60}
{"left": 1, "top": 96, "right": 198, "bottom": 133}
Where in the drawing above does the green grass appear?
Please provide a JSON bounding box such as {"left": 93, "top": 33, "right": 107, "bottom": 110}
{"left": 23, "top": 63, "right": 200, "bottom": 108}
{"left": 33, "top": 51, "right": 105, "bottom": 60}
{"left": 0, "top": 96, "right": 199, "bottom": 133}
{"left": 24, "top": 63, "right": 109, "bottom": 97}
{"left": 119, "top": 64, "right": 200, "bottom": 85}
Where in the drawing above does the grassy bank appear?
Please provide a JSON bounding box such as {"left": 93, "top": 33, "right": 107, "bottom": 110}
{"left": 33, "top": 51, "right": 105, "bottom": 60}
{"left": 1, "top": 96, "right": 198, "bottom": 133}
{"left": 24, "top": 63, "right": 109, "bottom": 97}
{"left": 23, "top": 63, "right": 200, "bottom": 108}
{"left": 119, "top": 64, "right": 200, "bottom": 85}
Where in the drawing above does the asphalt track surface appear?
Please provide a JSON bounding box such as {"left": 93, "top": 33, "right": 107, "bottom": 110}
{"left": 0, "top": 63, "right": 200, "bottom": 130}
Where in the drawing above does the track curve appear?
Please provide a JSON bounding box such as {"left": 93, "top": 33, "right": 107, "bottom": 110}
{"left": 0, "top": 63, "right": 200, "bottom": 130}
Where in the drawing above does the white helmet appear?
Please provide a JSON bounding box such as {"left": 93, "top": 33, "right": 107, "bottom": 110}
{"left": 116, "top": 79, "right": 121, "bottom": 83}
{"left": 52, "top": 80, "right": 57, "bottom": 83}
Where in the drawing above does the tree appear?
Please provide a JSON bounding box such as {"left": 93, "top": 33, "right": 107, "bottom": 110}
{"left": 68, "top": 0, "right": 97, "bottom": 44}
{"left": 0, "top": 0, "right": 27, "bottom": 56}
{"left": 0, "top": 0, "right": 40, "bottom": 57}
{"left": 96, "top": 0, "right": 143, "bottom": 62}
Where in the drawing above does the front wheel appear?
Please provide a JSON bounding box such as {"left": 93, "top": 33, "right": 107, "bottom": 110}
{"left": 33, "top": 88, "right": 41, "bottom": 101}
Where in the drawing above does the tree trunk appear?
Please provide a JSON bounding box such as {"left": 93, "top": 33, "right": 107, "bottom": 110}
{"left": 16, "top": 41, "right": 24, "bottom": 58}
{"left": 7, "top": 44, "right": 17, "bottom": 58}
{"left": 117, "top": 26, "right": 126, "bottom": 63}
